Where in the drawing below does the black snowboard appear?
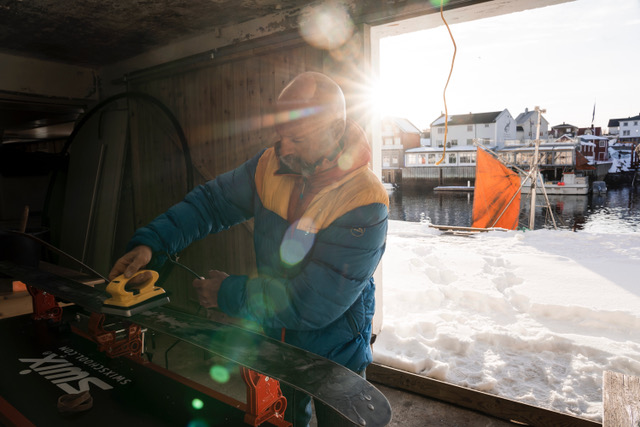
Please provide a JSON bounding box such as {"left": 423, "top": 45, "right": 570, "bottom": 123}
{"left": 0, "top": 261, "right": 392, "bottom": 427}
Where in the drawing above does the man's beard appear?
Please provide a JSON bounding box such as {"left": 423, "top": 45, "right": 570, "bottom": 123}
{"left": 279, "top": 154, "right": 317, "bottom": 176}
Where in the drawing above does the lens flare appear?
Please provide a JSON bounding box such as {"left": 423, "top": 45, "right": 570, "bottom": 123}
{"left": 298, "top": 2, "right": 354, "bottom": 51}
{"left": 280, "top": 220, "right": 316, "bottom": 266}
{"left": 338, "top": 152, "right": 354, "bottom": 171}
{"left": 187, "top": 419, "right": 208, "bottom": 427}
{"left": 209, "top": 365, "right": 230, "bottom": 383}
{"left": 191, "top": 398, "right": 204, "bottom": 410}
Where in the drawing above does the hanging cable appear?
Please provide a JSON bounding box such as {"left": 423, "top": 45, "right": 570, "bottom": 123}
{"left": 436, "top": 0, "right": 457, "bottom": 165}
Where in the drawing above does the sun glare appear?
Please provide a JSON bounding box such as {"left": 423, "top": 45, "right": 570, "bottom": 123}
{"left": 369, "top": 81, "right": 394, "bottom": 117}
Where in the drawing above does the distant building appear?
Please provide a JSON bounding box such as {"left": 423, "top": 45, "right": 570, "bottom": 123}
{"left": 550, "top": 122, "right": 579, "bottom": 138}
{"left": 381, "top": 117, "right": 421, "bottom": 184}
{"left": 400, "top": 110, "right": 516, "bottom": 185}
{"left": 515, "top": 108, "right": 549, "bottom": 143}
{"left": 607, "top": 118, "right": 621, "bottom": 136}
{"left": 579, "top": 135, "right": 610, "bottom": 162}
{"left": 429, "top": 109, "right": 517, "bottom": 149}
{"left": 497, "top": 142, "right": 576, "bottom": 178}
{"left": 404, "top": 145, "right": 477, "bottom": 169}
{"left": 617, "top": 114, "right": 640, "bottom": 144}
{"left": 419, "top": 130, "right": 431, "bottom": 147}
{"left": 577, "top": 126, "right": 602, "bottom": 136}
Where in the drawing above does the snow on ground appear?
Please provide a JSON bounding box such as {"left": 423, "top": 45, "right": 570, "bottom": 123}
{"left": 374, "top": 220, "right": 640, "bottom": 422}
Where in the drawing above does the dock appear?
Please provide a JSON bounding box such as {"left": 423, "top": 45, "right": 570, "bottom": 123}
{"left": 433, "top": 185, "right": 474, "bottom": 192}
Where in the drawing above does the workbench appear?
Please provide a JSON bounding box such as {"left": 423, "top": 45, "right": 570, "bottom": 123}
{"left": 0, "top": 309, "right": 247, "bottom": 426}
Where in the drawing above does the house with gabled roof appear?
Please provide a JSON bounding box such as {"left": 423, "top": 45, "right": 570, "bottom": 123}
{"left": 607, "top": 118, "right": 621, "bottom": 136}
{"left": 381, "top": 117, "right": 421, "bottom": 184}
{"left": 550, "top": 122, "right": 578, "bottom": 138}
{"left": 429, "top": 109, "right": 517, "bottom": 149}
{"left": 515, "top": 107, "right": 549, "bottom": 143}
{"left": 578, "top": 126, "right": 602, "bottom": 136}
{"left": 401, "top": 110, "right": 516, "bottom": 186}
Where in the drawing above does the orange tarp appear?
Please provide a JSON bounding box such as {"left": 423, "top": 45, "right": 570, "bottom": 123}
{"left": 471, "top": 148, "right": 521, "bottom": 230}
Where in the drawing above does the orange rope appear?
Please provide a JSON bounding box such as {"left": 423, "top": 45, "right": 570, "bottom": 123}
{"left": 436, "top": 0, "right": 457, "bottom": 165}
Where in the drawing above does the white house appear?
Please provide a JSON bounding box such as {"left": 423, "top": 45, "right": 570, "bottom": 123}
{"left": 429, "top": 109, "right": 517, "bottom": 150}
{"left": 617, "top": 114, "right": 640, "bottom": 144}
{"left": 515, "top": 107, "right": 549, "bottom": 143}
{"left": 607, "top": 118, "right": 620, "bottom": 136}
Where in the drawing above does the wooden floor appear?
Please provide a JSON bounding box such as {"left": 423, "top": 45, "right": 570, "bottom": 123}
{"left": 367, "top": 383, "right": 512, "bottom": 427}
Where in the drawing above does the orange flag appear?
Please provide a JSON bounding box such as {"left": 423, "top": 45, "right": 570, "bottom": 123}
{"left": 471, "top": 148, "right": 521, "bottom": 230}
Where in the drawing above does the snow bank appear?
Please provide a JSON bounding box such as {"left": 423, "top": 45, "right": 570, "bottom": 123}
{"left": 374, "top": 220, "right": 640, "bottom": 422}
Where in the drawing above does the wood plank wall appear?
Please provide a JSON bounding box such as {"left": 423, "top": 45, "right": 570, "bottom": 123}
{"left": 125, "top": 41, "right": 327, "bottom": 311}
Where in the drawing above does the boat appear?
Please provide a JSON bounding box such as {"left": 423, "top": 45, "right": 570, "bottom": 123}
{"left": 470, "top": 147, "right": 521, "bottom": 229}
{"left": 430, "top": 107, "right": 563, "bottom": 233}
{"left": 383, "top": 182, "right": 398, "bottom": 192}
{"left": 520, "top": 172, "right": 589, "bottom": 195}
{"left": 429, "top": 147, "right": 522, "bottom": 233}
{"left": 592, "top": 181, "right": 607, "bottom": 195}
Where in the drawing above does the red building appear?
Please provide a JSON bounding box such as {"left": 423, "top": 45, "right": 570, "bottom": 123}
{"left": 577, "top": 127, "right": 602, "bottom": 136}
{"left": 381, "top": 117, "right": 421, "bottom": 184}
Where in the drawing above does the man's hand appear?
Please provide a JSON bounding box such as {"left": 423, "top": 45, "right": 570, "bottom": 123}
{"left": 108, "top": 245, "right": 153, "bottom": 281}
{"left": 193, "top": 270, "right": 229, "bottom": 308}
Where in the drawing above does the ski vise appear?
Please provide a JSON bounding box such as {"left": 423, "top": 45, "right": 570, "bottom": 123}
{"left": 28, "top": 285, "right": 62, "bottom": 322}
{"left": 75, "top": 312, "right": 144, "bottom": 360}
{"left": 241, "top": 367, "right": 291, "bottom": 427}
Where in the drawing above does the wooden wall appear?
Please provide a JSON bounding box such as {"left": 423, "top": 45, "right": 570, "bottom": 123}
{"left": 124, "top": 39, "right": 329, "bottom": 311}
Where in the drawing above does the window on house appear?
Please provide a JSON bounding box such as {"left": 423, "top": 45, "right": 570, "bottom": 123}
{"left": 448, "top": 153, "right": 457, "bottom": 164}
{"left": 635, "top": 121, "right": 638, "bottom": 125}
{"left": 382, "top": 155, "right": 390, "bottom": 167}
{"left": 600, "top": 141, "right": 606, "bottom": 147}
{"left": 437, "top": 140, "right": 443, "bottom": 147}
{"left": 394, "top": 136, "right": 401, "bottom": 145}
{"left": 450, "top": 139, "right": 458, "bottom": 146}
{"left": 623, "top": 122, "right": 628, "bottom": 126}
{"left": 392, "top": 155, "right": 398, "bottom": 165}
{"left": 467, "top": 139, "right": 474, "bottom": 145}
{"left": 459, "top": 152, "right": 476, "bottom": 164}
{"left": 420, "top": 154, "right": 426, "bottom": 164}
{"left": 428, "top": 153, "right": 437, "bottom": 164}
{"left": 438, "top": 127, "right": 444, "bottom": 134}
{"left": 623, "top": 130, "right": 630, "bottom": 136}
{"left": 485, "top": 124, "right": 489, "bottom": 128}
{"left": 467, "top": 125, "right": 473, "bottom": 131}
{"left": 406, "top": 154, "right": 416, "bottom": 165}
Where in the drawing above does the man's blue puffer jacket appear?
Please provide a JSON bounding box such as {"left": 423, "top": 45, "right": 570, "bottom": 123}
{"left": 128, "top": 143, "right": 388, "bottom": 373}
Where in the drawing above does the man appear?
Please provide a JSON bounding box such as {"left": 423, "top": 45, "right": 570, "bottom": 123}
{"left": 109, "top": 72, "right": 389, "bottom": 426}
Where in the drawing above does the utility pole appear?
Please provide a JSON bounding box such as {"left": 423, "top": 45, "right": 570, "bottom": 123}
{"left": 529, "top": 106, "right": 546, "bottom": 230}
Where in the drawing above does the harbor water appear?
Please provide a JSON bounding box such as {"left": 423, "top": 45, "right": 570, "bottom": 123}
{"left": 388, "top": 184, "right": 640, "bottom": 233}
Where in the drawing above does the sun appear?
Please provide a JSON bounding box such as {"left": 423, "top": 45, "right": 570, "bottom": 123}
{"left": 368, "top": 80, "right": 395, "bottom": 117}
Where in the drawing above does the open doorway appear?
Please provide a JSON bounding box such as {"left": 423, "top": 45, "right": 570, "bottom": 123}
{"left": 366, "top": 0, "right": 640, "bottom": 424}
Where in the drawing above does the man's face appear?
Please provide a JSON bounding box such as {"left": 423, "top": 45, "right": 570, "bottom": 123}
{"left": 276, "top": 117, "right": 337, "bottom": 176}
